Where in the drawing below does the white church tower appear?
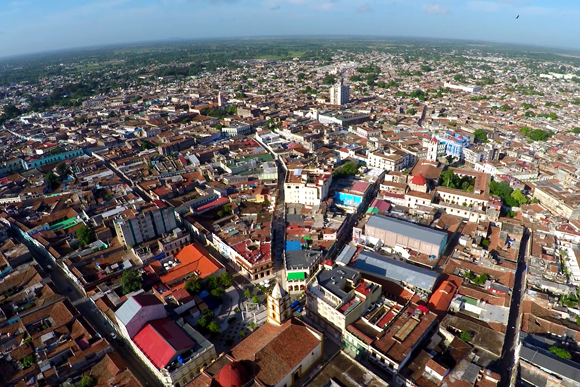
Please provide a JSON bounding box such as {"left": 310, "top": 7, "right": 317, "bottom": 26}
{"left": 267, "top": 281, "right": 291, "bottom": 326}
{"left": 427, "top": 136, "right": 439, "bottom": 162}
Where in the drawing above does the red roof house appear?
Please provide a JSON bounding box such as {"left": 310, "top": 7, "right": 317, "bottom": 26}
{"left": 133, "top": 317, "right": 196, "bottom": 369}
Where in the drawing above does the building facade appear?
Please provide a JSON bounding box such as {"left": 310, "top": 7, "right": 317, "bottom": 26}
{"left": 330, "top": 79, "right": 350, "bottom": 105}
{"left": 114, "top": 206, "right": 178, "bottom": 248}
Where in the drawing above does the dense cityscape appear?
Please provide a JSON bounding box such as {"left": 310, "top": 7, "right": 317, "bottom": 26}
{"left": 2, "top": 38, "right": 580, "bottom": 387}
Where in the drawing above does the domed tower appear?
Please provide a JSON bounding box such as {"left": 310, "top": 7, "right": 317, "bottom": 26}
{"left": 217, "top": 362, "right": 249, "bottom": 387}
{"left": 267, "top": 281, "right": 291, "bottom": 326}
{"left": 427, "top": 136, "right": 438, "bottom": 162}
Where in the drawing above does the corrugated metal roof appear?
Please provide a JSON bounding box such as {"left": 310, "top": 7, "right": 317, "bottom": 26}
{"left": 115, "top": 297, "right": 142, "bottom": 327}
{"left": 520, "top": 346, "right": 580, "bottom": 382}
{"left": 366, "top": 214, "right": 447, "bottom": 246}
{"left": 336, "top": 245, "right": 356, "bottom": 266}
{"left": 115, "top": 295, "right": 161, "bottom": 327}
{"left": 353, "top": 250, "right": 439, "bottom": 291}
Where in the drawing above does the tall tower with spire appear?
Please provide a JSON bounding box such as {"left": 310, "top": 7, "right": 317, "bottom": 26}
{"left": 427, "top": 136, "right": 439, "bottom": 162}
{"left": 267, "top": 281, "right": 291, "bottom": 326}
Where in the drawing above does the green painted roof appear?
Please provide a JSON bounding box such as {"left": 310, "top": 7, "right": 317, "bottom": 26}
{"left": 287, "top": 272, "right": 306, "bottom": 280}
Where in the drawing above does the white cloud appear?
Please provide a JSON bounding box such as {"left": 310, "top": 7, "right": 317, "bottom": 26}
{"left": 424, "top": 4, "right": 450, "bottom": 14}
{"left": 467, "top": 1, "right": 502, "bottom": 12}
{"left": 357, "top": 4, "right": 372, "bottom": 14}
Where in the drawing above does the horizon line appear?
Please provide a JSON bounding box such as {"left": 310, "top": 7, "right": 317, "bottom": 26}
{"left": 1, "top": 34, "right": 580, "bottom": 62}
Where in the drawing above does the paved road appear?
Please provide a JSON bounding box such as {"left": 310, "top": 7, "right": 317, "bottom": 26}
{"left": 11, "top": 231, "right": 162, "bottom": 387}
{"left": 496, "top": 229, "right": 529, "bottom": 387}
{"left": 102, "top": 159, "right": 151, "bottom": 202}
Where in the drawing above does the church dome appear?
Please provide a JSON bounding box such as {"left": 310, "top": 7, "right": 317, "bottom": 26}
{"left": 217, "top": 362, "right": 249, "bottom": 387}
{"left": 411, "top": 173, "right": 427, "bottom": 186}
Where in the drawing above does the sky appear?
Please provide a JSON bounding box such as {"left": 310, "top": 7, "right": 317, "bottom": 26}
{"left": 1, "top": 0, "right": 580, "bottom": 57}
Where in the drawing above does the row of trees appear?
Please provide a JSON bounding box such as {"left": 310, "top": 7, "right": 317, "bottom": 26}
{"left": 520, "top": 127, "right": 554, "bottom": 142}
{"left": 332, "top": 161, "right": 362, "bottom": 179}
{"left": 185, "top": 272, "right": 235, "bottom": 299}
{"left": 440, "top": 170, "right": 475, "bottom": 192}
{"left": 489, "top": 180, "right": 530, "bottom": 208}
{"left": 0, "top": 104, "right": 22, "bottom": 125}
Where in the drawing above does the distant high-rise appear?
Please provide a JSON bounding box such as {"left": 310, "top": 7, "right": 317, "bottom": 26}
{"left": 329, "top": 79, "right": 349, "bottom": 105}
{"left": 218, "top": 91, "right": 226, "bottom": 107}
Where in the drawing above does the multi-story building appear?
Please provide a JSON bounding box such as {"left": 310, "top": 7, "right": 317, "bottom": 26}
{"left": 432, "top": 132, "right": 471, "bottom": 160}
{"left": 368, "top": 304, "right": 438, "bottom": 383}
{"left": 284, "top": 168, "right": 332, "bottom": 206}
{"left": 221, "top": 121, "right": 252, "bottom": 136}
{"left": 114, "top": 204, "right": 178, "bottom": 248}
{"left": 115, "top": 295, "right": 216, "bottom": 387}
{"left": 158, "top": 228, "right": 191, "bottom": 259}
{"left": 329, "top": 79, "right": 350, "bottom": 105}
{"left": 285, "top": 245, "right": 323, "bottom": 293}
{"left": 463, "top": 144, "right": 499, "bottom": 167}
{"left": 356, "top": 214, "right": 448, "bottom": 259}
{"left": 306, "top": 262, "right": 382, "bottom": 339}
{"left": 532, "top": 179, "right": 580, "bottom": 220}
{"left": 368, "top": 151, "right": 405, "bottom": 172}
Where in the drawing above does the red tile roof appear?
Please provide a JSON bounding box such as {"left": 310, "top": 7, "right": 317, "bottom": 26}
{"left": 132, "top": 318, "right": 196, "bottom": 369}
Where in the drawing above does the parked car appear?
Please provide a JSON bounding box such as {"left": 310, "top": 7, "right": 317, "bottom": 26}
{"left": 296, "top": 306, "right": 303, "bottom": 313}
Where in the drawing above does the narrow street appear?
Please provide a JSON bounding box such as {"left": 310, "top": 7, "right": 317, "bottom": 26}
{"left": 497, "top": 229, "right": 529, "bottom": 387}
{"left": 11, "top": 230, "right": 163, "bottom": 387}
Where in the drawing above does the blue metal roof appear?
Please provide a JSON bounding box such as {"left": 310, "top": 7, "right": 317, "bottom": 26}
{"left": 285, "top": 241, "right": 302, "bottom": 252}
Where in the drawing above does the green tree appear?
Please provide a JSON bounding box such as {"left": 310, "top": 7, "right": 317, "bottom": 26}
{"left": 406, "top": 108, "right": 416, "bottom": 115}
{"left": 409, "top": 89, "right": 426, "bottom": 101}
{"left": 77, "top": 375, "right": 96, "bottom": 387}
{"left": 572, "top": 127, "right": 580, "bottom": 134}
{"left": 244, "top": 288, "right": 252, "bottom": 299}
{"left": 322, "top": 75, "right": 336, "bottom": 85}
{"left": 239, "top": 331, "right": 246, "bottom": 338}
{"left": 76, "top": 225, "right": 96, "bottom": 248}
{"left": 249, "top": 321, "right": 255, "bottom": 330}
{"left": 56, "top": 162, "right": 70, "bottom": 176}
{"left": 490, "top": 180, "right": 518, "bottom": 208}
{"left": 45, "top": 171, "right": 60, "bottom": 189}
{"left": 0, "top": 104, "right": 22, "bottom": 125}
{"left": 252, "top": 295, "right": 260, "bottom": 304}
{"left": 121, "top": 269, "right": 143, "bottom": 295}
{"left": 207, "top": 321, "right": 221, "bottom": 335}
{"left": 198, "top": 314, "right": 209, "bottom": 327}
{"left": 473, "top": 129, "right": 488, "bottom": 142}
{"left": 460, "top": 331, "right": 472, "bottom": 342}
{"left": 21, "top": 354, "right": 36, "bottom": 369}
{"left": 549, "top": 346, "right": 571, "bottom": 360}
{"left": 219, "top": 272, "right": 234, "bottom": 288}
{"left": 206, "top": 275, "right": 220, "bottom": 290}
{"left": 511, "top": 189, "right": 528, "bottom": 206}
{"left": 350, "top": 75, "right": 362, "bottom": 82}
{"left": 210, "top": 287, "right": 225, "bottom": 299}
{"left": 185, "top": 276, "right": 202, "bottom": 294}
{"left": 333, "top": 161, "right": 362, "bottom": 179}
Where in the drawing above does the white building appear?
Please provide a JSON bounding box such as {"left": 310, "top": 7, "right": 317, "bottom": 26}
{"left": 114, "top": 205, "right": 178, "bottom": 248}
{"left": 367, "top": 151, "right": 405, "bottom": 172}
{"left": 330, "top": 79, "right": 350, "bottom": 105}
{"left": 284, "top": 168, "right": 332, "bottom": 206}
{"left": 221, "top": 121, "right": 252, "bottom": 136}
{"left": 444, "top": 83, "right": 482, "bottom": 93}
